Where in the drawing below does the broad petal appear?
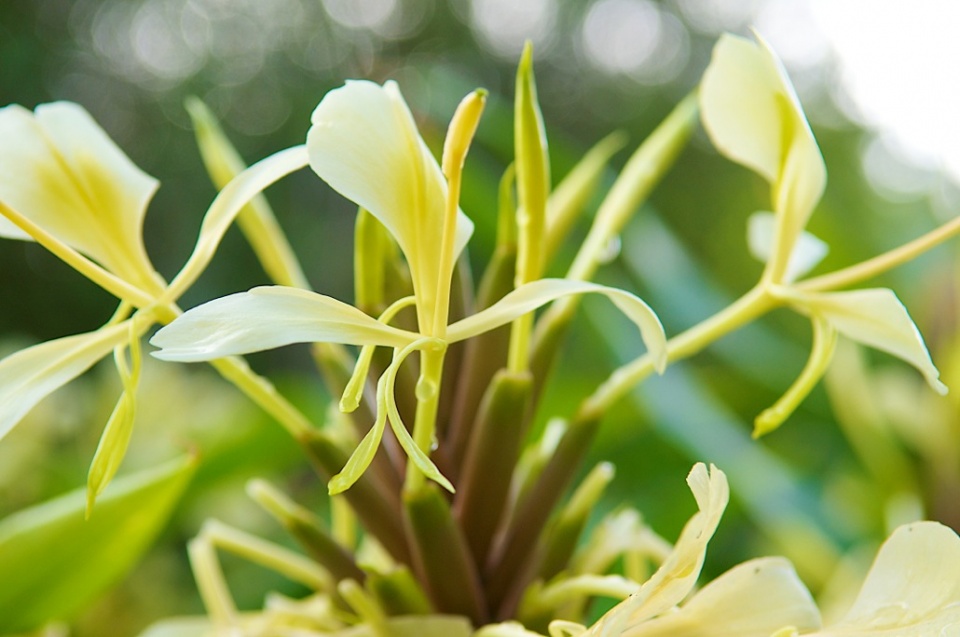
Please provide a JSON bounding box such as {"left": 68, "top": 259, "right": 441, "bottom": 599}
{"left": 816, "top": 522, "right": 960, "bottom": 636}
{"left": 306, "top": 81, "right": 473, "bottom": 313}
{"left": 0, "top": 322, "right": 130, "bottom": 441}
{"left": 585, "top": 464, "right": 730, "bottom": 635}
{"left": 624, "top": 558, "right": 821, "bottom": 637}
{"left": 151, "top": 287, "right": 418, "bottom": 362}
{"left": 747, "top": 212, "right": 828, "bottom": 283}
{"left": 0, "top": 103, "right": 163, "bottom": 293}
{"left": 445, "top": 278, "right": 667, "bottom": 372}
{"left": 782, "top": 288, "right": 946, "bottom": 394}
{"left": 700, "top": 34, "right": 826, "bottom": 270}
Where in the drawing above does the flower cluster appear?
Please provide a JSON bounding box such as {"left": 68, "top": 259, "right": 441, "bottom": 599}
{"left": 0, "top": 29, "right": 959, "bottom": 637}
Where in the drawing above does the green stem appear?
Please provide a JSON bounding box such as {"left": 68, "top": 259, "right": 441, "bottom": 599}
{"left": 797, "top": 213, "right": 960, "bottom": 293}
{"left": 404, "top": 483, "right": 488, "bottom": 624}
{"left": 404, "top": 346, "right": 447, "bottom": 494}
{"left": 453, "top": 369, "right": 533, "bottom": 565}
{"left": 579, "top": 284, "right": 775, "bottom": 421}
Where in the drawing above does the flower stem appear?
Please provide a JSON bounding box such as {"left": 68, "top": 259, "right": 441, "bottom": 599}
{"left": 404, "top": 346, "right": 447, "bottom": 494}
{"left": 797, "top": 213, "right": 960, "bottom": 293}
{"left": 579, "top": 284, "right": 775, "bottom": 421}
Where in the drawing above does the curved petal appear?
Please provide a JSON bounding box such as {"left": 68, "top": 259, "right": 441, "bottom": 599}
{"left": 150, "top": 287, "right": 418, "bottom": 362}
{"left": 747, "top": 212, "right": 828, "bottom": 283}
{"left": 624, "top": 558, "right": 821, "bottom": 637}
{"left": 166, "top": 145, "right": 310, "bottom": 300}
{"left": 0, "top": 322, "right": 130, "bottom": 441}
{"left": 781, "top": 287, "right": 946, "bottom": 394}
{"left": 700, "top": 34, "right": 826, "bottom": 274}
{"left": 586, "top": 464, "right": 730, "bottom": 636}
{"left": 0, "top": 103, "right": 163, "bottom": 293}
{"left": 306, "top": 81, "right": 473, "bottom": 314}
{"left": 446, "top": 278, "right": 667, "bottom": 372}
{"left": 817, "top": 522, "right": 960, "bottom": 636}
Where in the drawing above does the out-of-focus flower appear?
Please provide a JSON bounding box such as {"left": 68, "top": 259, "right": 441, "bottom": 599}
{"left": 700, "top": 33, "right": 945, "bottom": 437}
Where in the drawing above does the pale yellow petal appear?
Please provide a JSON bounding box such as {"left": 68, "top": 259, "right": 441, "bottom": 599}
{"left": 700, "top": 35, "right": 784, "bottom": 183}
{"left": 445, "top": 278, "right": 667, "bottom": 372}
{"left": 782, "top": 288, "right": 946, "bottom": 394}
{"left": 623, "top": 557, "right": 821, "bottom": 637}
{"left": 306, "top": 80, "right": 473, "bottom": 321}
{"left": 700, "top": 34, "right": 826, "bottom": 278}
{"left": 150, "top": 286, "right": 418, "bottom": 362}
{"left": 586, "top": 464, "right": 729, "bottom": 636}
{"left": 167, "top": 145, "right": 310, "bottom": 300}
{"left": 0, "top": 103, "right": 163, "bottom": 293}
{"left": 816, "top": 522, "right": 960, "bottom": 636}
{"left": 0, "top": 322, "right": 130, "bottom": 440}
{"left": 747, "top": 212, "right": 828, "bottom": 283}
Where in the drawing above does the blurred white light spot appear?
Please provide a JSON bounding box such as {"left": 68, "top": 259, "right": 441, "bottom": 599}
{"left": 131, "top": 1, "right": 204, "bottom": 82}
{"left": 581, "top": 0, "right": 688, "bottom": 83}
{"left": 323, "top": 0, "right": 397, "bottom": 30}
{"left": 470, "top": 0, "right": 557, "bottom": 58}
{"left": 812, "top": 0, "right": 960, "bottom": 182}
{"left": 674, "top": 0, "right": 762, "bottom": 35}
{"left": 583, "top": 0, "right": 659, "bottom": 74}
{"left": 862, "top": 133, "right": 937, "bottom": 202}
{"left": 754, "top": 0, "right": 829, "bottom": 71}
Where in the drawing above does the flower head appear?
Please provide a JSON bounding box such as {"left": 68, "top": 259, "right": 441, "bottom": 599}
{"left": 152, "top": 81, "right": 668, "bottom": 493}
{"left": 700, "top": 33, "right": 945, "bottom": 435}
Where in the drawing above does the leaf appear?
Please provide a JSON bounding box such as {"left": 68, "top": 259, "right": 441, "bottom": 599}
{"left": 0, "top": 455, "right": 196, "bottom": 633}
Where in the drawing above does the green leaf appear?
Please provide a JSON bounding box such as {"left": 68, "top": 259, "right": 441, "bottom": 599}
{"left": 0, "top": 455, "right": 196, "bottom": 633}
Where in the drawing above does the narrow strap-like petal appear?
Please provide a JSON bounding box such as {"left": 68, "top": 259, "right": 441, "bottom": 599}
{"left": 446, "top": 278, "right": 667, "bottom": 373}
{"left": 151, "top": 286, "right": 418, "bottom": 362}
{"left": 0, "top": 321, "right": 131, "bottom": 441}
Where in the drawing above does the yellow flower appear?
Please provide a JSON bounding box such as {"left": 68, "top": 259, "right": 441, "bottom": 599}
{"left": 152, "top": 80, "right": 668, "bottom": 493}
{"left": 700, "top": 33, "right": 945, "bottom": 436}
{"left": 0, "top": 101, "right": 309, "bottom": 505}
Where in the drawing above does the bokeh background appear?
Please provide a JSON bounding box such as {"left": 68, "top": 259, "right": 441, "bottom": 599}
{"left": 2, "top": 0, "right": 960, "bottom": 635}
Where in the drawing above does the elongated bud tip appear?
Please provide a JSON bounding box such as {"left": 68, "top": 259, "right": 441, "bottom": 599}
{"left": 442, "top": 88, "right": 487, "bottom": 177}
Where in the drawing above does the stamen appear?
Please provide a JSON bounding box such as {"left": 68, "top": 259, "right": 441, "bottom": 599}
{"left": 383, "top": 338, "right": 455, "bottom": 492}
{"left": 340, "top": 295, "right": 416, "bottom": 413}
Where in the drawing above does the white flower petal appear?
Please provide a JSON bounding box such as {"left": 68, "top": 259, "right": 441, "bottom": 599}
{"left": 585, "top": 464, "right": 729, "bottom": 635}
{"left": 817, "top": 522, "right": 960, "bottom": 636}
{"left": 0, "top": 322, "right": 130, "bottom": 440}
{"left": 151, "top": 287, "right": 418, "bottom": 362}
{"left": 783, "top": 288, "right": 946, "bottom": 394}
{"left": 167, "top": 145, "right": 309, "bottom": 299}
{"left": 445, "top": 278, "right": 667, "bottom": 372}
{"left": 747, "top": 212, "right": 828, "bottom": 283}
{"left": 700, "top": 34, "right": 826, "bottom": 274}
{"left": 0, "top": 103, "right": 162, "bottom": 292}
{"left": 307, "top": 80, "right": 473, "bottom": 314}
{"left": 624, "top": 557, "right": 821, "bottom": 637}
